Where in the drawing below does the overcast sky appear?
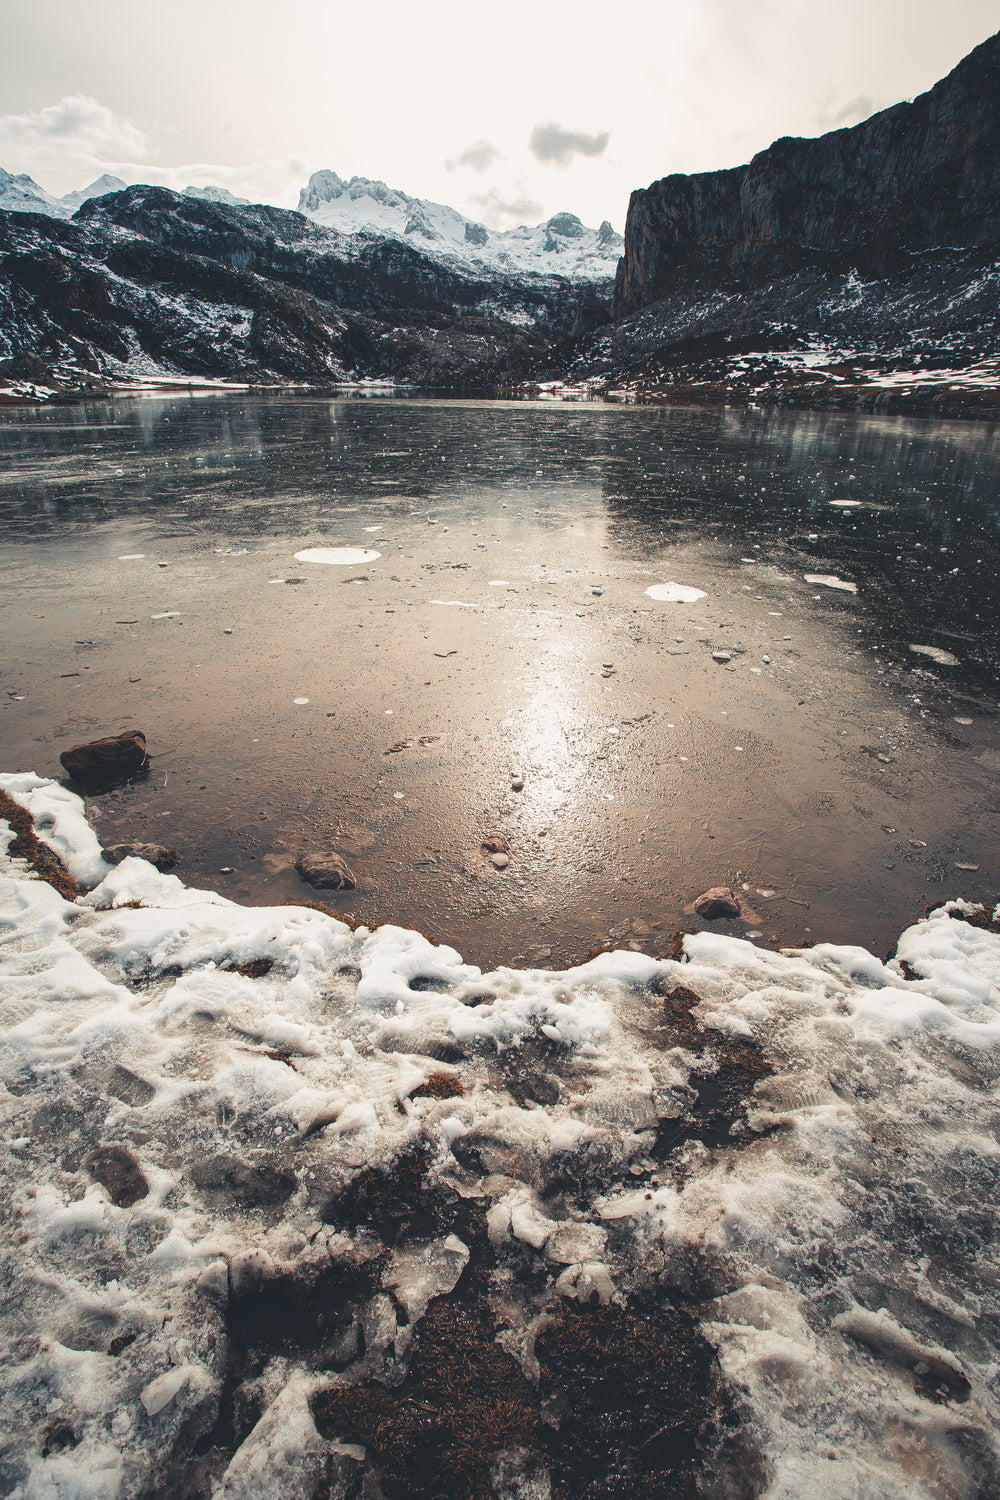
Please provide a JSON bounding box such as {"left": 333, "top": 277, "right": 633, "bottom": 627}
{"left": 1, "top": 0, "right": 997, "bottom": 229}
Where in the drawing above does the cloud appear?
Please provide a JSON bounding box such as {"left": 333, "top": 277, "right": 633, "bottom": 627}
{"left": 819, "top": 94, "right": 889, "bottom": 131}
{"left": 447, "top": 139, "right": 501, "bottom": 173}
{"left": 529, "top": 121, "right": 611, "bottom": 167}
{"left": 0, "top": 95, "right": 153, "bottom": 172}
{"left": 470, "top": 187, "right": 543, "bottom": 228}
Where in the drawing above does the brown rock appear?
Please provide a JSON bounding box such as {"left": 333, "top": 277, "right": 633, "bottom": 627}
{"left": 103, "top": 842, "right": 178, "bottom": 872}
{"left": 60, "top": 731, "right": 147, "bottom": 781}
{"left": 481, "top": 832, "right": 511, "bottom": 856}
{"left": 294, "top": 851, "right": 356, "bottom": 890}
{"left": 693, "top": 886, "right": 742, "bottom": 920}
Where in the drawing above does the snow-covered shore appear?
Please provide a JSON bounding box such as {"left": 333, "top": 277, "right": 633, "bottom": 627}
{"left": 2, "top": 772, "right": 999, "bottom": 1498}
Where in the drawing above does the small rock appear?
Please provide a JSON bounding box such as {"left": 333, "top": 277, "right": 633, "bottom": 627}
{"left": 491, "top": 852, "right": 509, "bottom": 869}
{"left": 294, "top": 851, "right": 356, "bottom": 890}
{"left": 510, "top": 777, "right": 525, "bottom": 792}
{"left": 592, "top": 588, "right": 602, "bottom": 596}
{"left": 693, "top": 886, "right": 742, "bottom": 920}
{"left": 103, "top": 842, "right": 178, "bottom": 872}
{"left": 223, "top": 628, "right": 233, "bottom": 634}
{"left": 762, "top": 654, "right": 771, "bottom": 664}
{"left": 60, "top": 731, "right": 148, "bottom": 781}
{"left": 482, "top": 833, "right": 511, "bottom": 856}
{"left": 711, "top": 651, "right": 732, "bottom": 664}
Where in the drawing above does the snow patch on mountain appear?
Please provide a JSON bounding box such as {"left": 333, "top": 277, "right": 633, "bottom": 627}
{"left": 0, "top": 167, "right": 68, "bottom": 218}
{"left": 60, "top": 174, "right": 128, "bottom": 212}
{"left": 183, "top": 185, "right": 251, "bottom": 207}
{"left": 297, "top": 169, "right": 622, "bottom": 280}
{"left": 0, "top": 170, "right": 251, "bottom": 220}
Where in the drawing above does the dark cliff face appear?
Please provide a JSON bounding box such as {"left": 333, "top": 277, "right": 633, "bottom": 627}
{"left": 615, "top": 30, "right": 1000, "bottom": 316}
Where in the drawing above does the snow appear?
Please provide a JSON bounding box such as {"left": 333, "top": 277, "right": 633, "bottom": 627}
{"left": 3, "top": 779, "right": 1000, "bottom": 1495}
{"left": 293, "top": 547, "right": 381, "bottom": 565}
{"left": 645, "top": 582, "right": 707, "bottom": 603}
{"left": 297, "top": 169, "right": 622, "bottom": 282}
{"left": 803, "top": 573, "right": 858, "bottom": 593}
{"left": 909, "top": 643, "right": 960, "bottom": 666}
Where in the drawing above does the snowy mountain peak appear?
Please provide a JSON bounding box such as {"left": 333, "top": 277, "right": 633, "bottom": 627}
{"left": 60, "top": 174, "right": 128, "bottom": 212}
{"left": 297, "top": 168, "right": 622, "bottom": 279}
{"left": 0, "top": 168, "right": 68, "bottom": 218}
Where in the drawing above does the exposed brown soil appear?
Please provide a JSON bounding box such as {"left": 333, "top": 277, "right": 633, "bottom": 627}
{"left": 411, "top": 1072, "right": 466, "bottom": 1100}
{"left": 0, "top": 787, "right": 78, "bottom": 900}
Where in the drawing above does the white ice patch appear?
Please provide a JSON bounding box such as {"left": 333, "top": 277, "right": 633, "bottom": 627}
{"left": 294, "top": 547, "right": 382, "bottom": 565}
{"left": 909, "top": 644, "right": 960, "bottom": 666}
{"left": 644, "top": 583, "right": 707, "bottom": 604}
{"left": 803, "top": 573, "right": 858, "bottom": 593}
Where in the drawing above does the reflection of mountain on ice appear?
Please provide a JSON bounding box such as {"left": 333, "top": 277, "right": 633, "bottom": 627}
{"left": 3, "top": 769, "right": 1000, "bottom": 1496}
{"left": 298, "top": 169, "right": 623, "bottom": 281}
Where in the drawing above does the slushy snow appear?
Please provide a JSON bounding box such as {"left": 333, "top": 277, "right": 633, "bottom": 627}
{"left": 2, "top": 775, "right": 1000, "bottom": 1497}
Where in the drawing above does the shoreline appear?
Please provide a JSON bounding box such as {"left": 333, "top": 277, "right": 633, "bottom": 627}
{"left": 2, "top": 771, "right": 1000, "bottom": 1496}
{"left": 3, "top": 363, "right": 999, "bottom": 425}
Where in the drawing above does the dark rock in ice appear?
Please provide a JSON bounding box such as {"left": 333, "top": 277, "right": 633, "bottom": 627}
{"left": 295, "top": 850, "right": 356, "bottom": 890}
{"left": 85, "top": 1144, "right": 149, "bottom": 1207}
{"left": 481, "top": 832, "right": 511, "bottom": 856}
{"left": 60, "top": 731, "right": 147, "bottom": 781}
{"left": 693, "top": 887, "right": 742, "bottom": 920}
{"left": 103, "top": 841, "right": 178, "bottom": 872}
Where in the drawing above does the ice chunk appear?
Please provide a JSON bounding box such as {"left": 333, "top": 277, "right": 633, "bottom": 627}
{"left": 909, "top": 644, "right": 959, "bottom": 666}
{"left": 545, "top": 1221, "right": 607, "bottom": 1264}
{"left": 645, "top": 582, "right": 707, "bottom": 603}
{"left": 294, "top": 547, "right": 381, "bottom": 564}
{"left": 803, "top": 573, "right": 858, "bottom": 593}
{"left": 384, "top": 1235, "right": 470, "bottom": 1321}
{"left": 140, "top": 1363, "right": 204, "bottom": 1416}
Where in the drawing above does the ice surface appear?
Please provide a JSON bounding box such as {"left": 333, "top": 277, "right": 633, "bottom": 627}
{"left": 3, "top": 780, "right": 1000, "bottom": 1496}
{"left": 293, "top": 547, "right": 381, "bottom": 565}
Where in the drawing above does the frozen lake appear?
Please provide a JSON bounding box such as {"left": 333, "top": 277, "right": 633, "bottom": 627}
{"left": 1, "top": 393, "right": 998, "bottom": 965}
{"left": 3, "top": 392, "right": 1000, "bottom": 1498}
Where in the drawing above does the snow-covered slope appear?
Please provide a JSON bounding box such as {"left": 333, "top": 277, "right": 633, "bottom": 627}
{"left": 182, "top": 184, "right": 251, "bottom": 207}
{"left": 3, "top": 775, "right": 1000, "bottom": 1496}
{"left": 0, "top": 167, "right": 68, "bottom": 218}
{"left": 298, "top": 169, "right": 623, "bottom": 280}
{"left": 59, "top": 173, "right": 128, "bottom": 212}
{"left": 0, "top": 170, "right": 250, "bottom": 219}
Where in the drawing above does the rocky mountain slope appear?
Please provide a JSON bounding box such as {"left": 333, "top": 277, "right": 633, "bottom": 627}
{"left": 0, "top": 184, "right": 607, "bottom": 389}
{"left": 516, "top": 31, "right": 1000, "bottom": 416}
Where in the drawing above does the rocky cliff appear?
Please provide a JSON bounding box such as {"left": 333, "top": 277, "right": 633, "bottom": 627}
{"left": 615, "top": 31, "right": 1000, "bottom": 317}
